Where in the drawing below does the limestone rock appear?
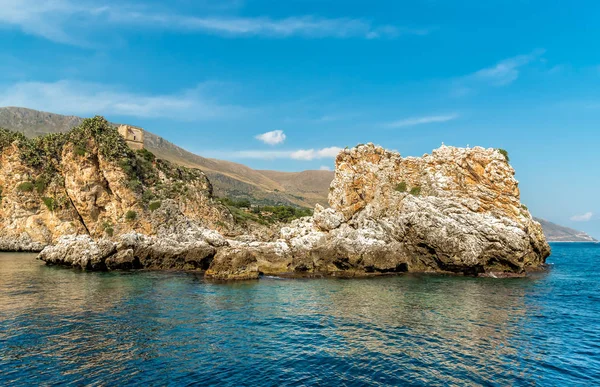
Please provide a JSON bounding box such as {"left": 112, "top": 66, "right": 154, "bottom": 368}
{"left": 322, "top": 143, "right": 550, "bottom": 275}
{"left": 0, "top": 234, "right": 46, "bottom": 252}
{"left": 313, "top": 204, "right": 344, "bottom": 231}
{"left": 36, "top": 141, "right": 550, "bottom": 279}
{"left": 39, "top": 235, "right": 116, "bottom": 270}
{"left": 105, "top": 249, "right": 137, "bottom": 270}
{"left": 206, "top": 143, "right": 550, "bottom": 279}
{"left": 205, "top": 248, "right": 260, "bottom": 280}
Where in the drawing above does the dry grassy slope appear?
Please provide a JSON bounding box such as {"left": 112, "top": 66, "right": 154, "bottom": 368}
{"left": 0, "top": 107, "right": 332, "bottom": 207}
{"left": 257, "top": 170, "right": 334, "bottom": 206}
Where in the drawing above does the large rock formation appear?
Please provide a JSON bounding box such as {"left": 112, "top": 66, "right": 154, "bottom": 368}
{"left": 205, "top": 143, "right": 549, "bottom": 278}
{"left": 36, "top": 142, "right": 550, "bottom": 279}
{"left": 0, "top": 117, "right": 233, "bottom": 251}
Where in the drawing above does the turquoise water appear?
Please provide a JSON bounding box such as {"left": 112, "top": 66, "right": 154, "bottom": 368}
{"left": 1, "top": 243, "right": 599, "bottom": 386}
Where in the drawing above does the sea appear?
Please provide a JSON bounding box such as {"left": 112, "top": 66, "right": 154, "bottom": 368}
{"left": 1, "top": 242, "right": 599, "bottom": 386}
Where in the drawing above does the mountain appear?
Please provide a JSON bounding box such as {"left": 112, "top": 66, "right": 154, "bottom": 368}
{"left": 534, "top": 218, "right": 598, "bottom": 242}
{"left": 0, "top": 107, "right": 332, "bottom": 208}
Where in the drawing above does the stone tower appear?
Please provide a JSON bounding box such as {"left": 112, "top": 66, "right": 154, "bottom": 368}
{"left": 118, "top": 125, "right": 144, "bottom": 150}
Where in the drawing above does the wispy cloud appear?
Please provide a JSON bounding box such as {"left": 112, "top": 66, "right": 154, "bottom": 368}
{"left": 452, "top": 49, "right": 546, "bottom": 96}
{"left": 0, "top": 0, "right": 106, "bottom": 45}
{"left": 126, "top": 14, "right": 412, "bottom": 39}
{"left": 571, "top": 212, "right": 594, "bottom": 222}
{"left": 384, "top": 113, "right": 459, "bottom": 128}
{"left": 205, "top": 146, "right": 342, "bottom": 160}
{"left": 0, "top": 80, "right": 246, "bottom": 120}
{"left": 0, "top": 0, "right": 429, "bottom": 44}
{"left": 472, "top": 49, "right": 546, "bottom": 86}
{"left": 319, "top": 165, "right": 332, "bottom": 171}
{"left": 256, "top": 130, "right": 286, "bottom": 145}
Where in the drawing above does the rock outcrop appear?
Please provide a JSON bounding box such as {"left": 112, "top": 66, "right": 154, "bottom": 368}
{"left": 40, "top": 228, "right": 221, "bottom": 271}
{"left": 199, "top": 143, "right": 550, "bottom": 278}
{"left": 0, "top": 117, "right": 233, "bottom": 251}
{"left": 36, "top": 141, "right": 550, "bottom": 279}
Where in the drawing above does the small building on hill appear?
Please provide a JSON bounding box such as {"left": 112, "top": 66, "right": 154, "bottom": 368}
{"left": 118, "top": 125, "right": 144, "bottom": 150}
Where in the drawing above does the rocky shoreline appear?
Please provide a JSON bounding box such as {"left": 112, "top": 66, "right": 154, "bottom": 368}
{"left": 5, "top": 126, "right": 548, "bottom": 280}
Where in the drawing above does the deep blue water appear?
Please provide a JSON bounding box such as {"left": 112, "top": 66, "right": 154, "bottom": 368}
{"left": 1, "top": 243, "right": 599, "bottom": 386}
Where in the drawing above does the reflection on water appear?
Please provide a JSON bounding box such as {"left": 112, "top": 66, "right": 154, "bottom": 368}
{"left": 1, "top": 245, "right": 599, "bottom": 386}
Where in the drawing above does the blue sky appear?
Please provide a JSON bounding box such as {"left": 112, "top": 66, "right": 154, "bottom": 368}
{"left": 1, "top": 0, "right": 599, "bottom": 237}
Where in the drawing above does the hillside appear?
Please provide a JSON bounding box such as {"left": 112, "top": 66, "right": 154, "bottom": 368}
{"left": 0, "top": 117, "right": 234, "bottom": 250}
{"left": 0, "top": 107, "right": 331, "bottom": 208}
{"left": 534, "top": 218, "right": 598, "bottom": 242}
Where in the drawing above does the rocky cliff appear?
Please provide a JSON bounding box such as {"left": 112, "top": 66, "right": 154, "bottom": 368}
{"left": 0, "top": 117, "right": 233, "bottom": 251}
{"left": 37, "top": 142, "right": 550, "bottom": 278}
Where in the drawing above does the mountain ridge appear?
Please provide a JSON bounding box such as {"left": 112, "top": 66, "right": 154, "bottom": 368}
{"left": 534, "top": 218, "right": 598, "bottom": 242}
{"left": 0, "top": 107, "right": 333, "bottom": 208}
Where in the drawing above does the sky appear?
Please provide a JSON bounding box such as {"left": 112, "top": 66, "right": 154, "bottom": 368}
{"left": 0, "top": 0, "right": 599, "bottom": 237}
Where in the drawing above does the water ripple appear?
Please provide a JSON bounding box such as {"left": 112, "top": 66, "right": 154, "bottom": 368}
{"left": 1, "top": 243, "right": 599, "bottom": 385}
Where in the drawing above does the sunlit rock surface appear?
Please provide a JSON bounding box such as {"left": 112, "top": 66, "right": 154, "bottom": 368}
{"left": 34, "top": 140, "right": 550, "bottom": 279}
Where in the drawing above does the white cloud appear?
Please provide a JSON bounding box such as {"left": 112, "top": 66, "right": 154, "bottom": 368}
{"left": 385, "top": 113, "right": 459, "bottom": 128}
{"left": 204, "top": 147, "right": 342, "bottom": 160}
{"left": 0, "top": 80, "right": 245, "bottom": 120}
{"left": 571, "top": 212, "right": 594, "bottom": 222}
{"left": 0, "top": 0, "right": 428, "bottom": 44}
{"left": 290, "top": 147, "right": 342, "bottom": 160}
{"left": 319, "top": 165, "right": 332, "bottom": 171}
{"left": 255, "top": 130, "right": 286, "bottom": 145}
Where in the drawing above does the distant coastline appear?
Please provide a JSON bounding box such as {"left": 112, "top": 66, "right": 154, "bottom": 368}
{"left": 548, "top": 241, "right": 599, "bottom": 244}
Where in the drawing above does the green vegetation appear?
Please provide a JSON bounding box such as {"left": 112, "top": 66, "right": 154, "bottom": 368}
{"left": 17, "top": 182, "right": 34, "bottom": 192}
{"left": 34, "top": 178, "right": 48, "bottom": 194}
{"left": 102, "top": 221, "right": 114, "bottom": 236}
{"left": 42, "top": 197, "right": 57, "bottom": 211}
{"left": 219, "top": 197, "right": 251, "bottom": 208}
{"left": 149, "top": 201, "right": 161, "bottom": 211}
{"left": 125, "top": 210, "right": 137, "bottom": 221}
{"left": 137, "top": 148, "right": 156, "bottom": 163}
{"left": 521, "top": 204, "right": 529, "bottom": 211}
{"left": 395, "top": 182, "right": 408, "bottom": 192}
{"left": 498, "top": 148, "right": 510, "bottom": 162}
{"left": 410, "top": 187, "right": 422, "bottom": 196}
{"left": 74, "top": 145, "right": 87, "bottom": 156}
{"left": 216, "top": 197, "right": 312, "bottom": 225}
{"left": 0, "top": 127, "right": 29, "bottom": 153}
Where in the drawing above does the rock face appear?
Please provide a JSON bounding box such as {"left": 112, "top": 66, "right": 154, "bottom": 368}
{"left": 35, "top": 141, "right": 550, "bottom": 279}
{"left": 198, "top": 144, "right": 549, "bottom": 279}
{"left": 0, "top": 117, "right": 233, "bottom": 251}
{"left": 321, "top": 144, "right": 550, "bottom": 275}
